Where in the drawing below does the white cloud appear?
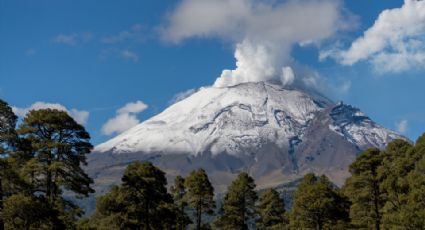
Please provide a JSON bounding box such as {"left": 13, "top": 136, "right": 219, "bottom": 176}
{"left": 100, "top": 48, "right": 139, "bottom": 62}
{"left": 101, "top": 100, "right": 148, "bottom": 136}
{"left": 52, "top": 32, "right": 93, "bottom": 46}
{"left": 323, "top": 0, "right": 425, "bottom": 74}
{"left": 161, "top": 0, "right": 353, "bottom": 88}
{"left": 119, "top": 50, "right": 139, "bottom": 62}
{"left": 101, "top": 24, "right": 145, "bottom": 44}
{"left": 117, "top": 101, "right": 148, "bottom": 114}
{"left": 53, "top": 34, "right": 77, "bottom": 45}
{"left": 396, "top": 119, "right": 408, "bottom": 133}
{"left": 12, "top": 102, "right": 89, "bottom": 125}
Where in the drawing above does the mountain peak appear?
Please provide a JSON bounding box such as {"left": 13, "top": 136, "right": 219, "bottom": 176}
{"left": 90, "top": 81, "right": 406, "bottom": 193}
{"left": 95, "top": 81, "right": 334, "bottom": 155}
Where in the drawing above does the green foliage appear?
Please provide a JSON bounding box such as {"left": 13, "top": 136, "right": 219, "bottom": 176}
{"left": 343, "top": 136, "right": 425, "bottom": 229}
{"left": 170, "top": 176, "right": 191, "bottom": 230}
{"left": 256, "top": 188, "right": 288, "bottom": 230}
{"left": 184, "top": 169, "right": 215, "bottom": 230}
{"left": 343, "top": 148, "right": 384, "bottom": 229}
{"left": 291, "top": 174, "right": 350, "bottom": 230}
{"left": 214, "top": 172, "right": 257, "bottom": 230}
{"left": 83, "top": 161, "right": 177, "bottom": 229}
{"left": 3, "top": 193, "right": 64, "bottom": 230}
{"left": 0, "top": 99, "right": 18, "bottom": 154}
{"left": 17, "top": 109, "right": 94, "bottom": 200}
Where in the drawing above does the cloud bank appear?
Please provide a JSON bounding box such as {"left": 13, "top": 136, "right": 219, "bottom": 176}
{"left": 161, "top": 0, "right": 352, "bottom": 88}
{"left": 12, "top": 102, "right": 89, "bottom": 125}
{"left": 323, "top": 0, "right": 425, "bottom": 74}
{"left": 101, "top": 101, "right": 148, "bottom": 135}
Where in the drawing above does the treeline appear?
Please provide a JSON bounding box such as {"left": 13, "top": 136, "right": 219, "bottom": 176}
{"left": 1, "top": 98, "right": 425, "bottom": 229}
{"left": 81, "top": 138, "right": 425, "bottom": 229}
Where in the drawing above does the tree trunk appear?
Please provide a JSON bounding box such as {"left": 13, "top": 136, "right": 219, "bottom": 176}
{"left": 0, "top": 177, "right": 4, "bottom": 230}
{"left": 144, "top": 199, "right": 150, "bottom": 230}
{"left": 197, "top": 200, "right": 202, "bottom": 230}
{"left": 373, "top": 181, "right": 381, "bottom": 230}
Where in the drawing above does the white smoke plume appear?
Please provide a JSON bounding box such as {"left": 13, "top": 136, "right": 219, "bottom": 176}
{"left": 161, "top": 0, "right": 353, "bottom": 88}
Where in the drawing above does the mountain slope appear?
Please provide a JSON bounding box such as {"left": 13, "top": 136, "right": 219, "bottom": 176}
{"left": 88, "top": 82, "right": 405, "bottom": 194}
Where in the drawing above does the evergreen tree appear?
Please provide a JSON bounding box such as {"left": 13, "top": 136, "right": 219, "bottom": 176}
{"left": 402, "top": 147, "right": 425, "bottom": 229}
{"left": 3, "top": 193, "right": 63, "bottom": 230}
{"left": 291, "top": 174, "right": 349, "bottom": 230}
{"left": 83, "top": 161, "right": 177, "bottom": 229}
{"left": 121, "top": 161, "right": 174, "bottom": 229}
{"left": 380, "top": 135, "right": 425, "bottom": 228}
{"left": 256, "top": 188, "right": 287, "bottom": 230}
{"left": 16, "top": 109, "right": 94, "bottom": 228}
{"left": 343, "top": 148, "right": 384, "bottom": 230}
{"left": 170, "top": 176, "right": 191, "bottom": 230}
{"left": 0, "top": 99, "right": 19, "bottom": 230}
{"left": 17, "top": 109, "right": 94, "bottom": 201}
{"left": 377, "top": 139, "right": 414, "bottom": 228}
{"left": 184, "top": 169, "right": 215, "bottom": 230}
{"left": 214, "top": 172, "right": 257, "bottom": 230}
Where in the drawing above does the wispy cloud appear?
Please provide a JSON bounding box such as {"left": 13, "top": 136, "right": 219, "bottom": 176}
{"left": 52, "top": 32, "right": 93, "bottom": 46}
{"left": 101, "top": 101, "right": 148, "bottom": 135}
{"left": 12, "top": 102, "right": 89, "bottom": 125}
{"left": 100, "top": 48, "right": 139, "bottom": 62}
{"left": 322, "top": 0, "right": 425, "bottom": 74}
{"left": 25, "top": 48, "right": 36, "bottom": 56}
{"left": 101, "top": 24, "right": 145, "bottom": 44}
{"left": 120, "top": 49, "right": 139, "bottom": 62}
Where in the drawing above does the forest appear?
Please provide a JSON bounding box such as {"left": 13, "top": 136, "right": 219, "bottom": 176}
{"left": 1, "top": 98, "right": 424, "bottom": 230}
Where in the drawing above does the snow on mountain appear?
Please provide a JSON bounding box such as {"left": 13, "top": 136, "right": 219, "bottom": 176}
{"left": 95, "top": 82, "right": 402, "bottom": 156}
{"left": 88, "top": 81, "right": 406, "bottom": 196}
{"left": 95, "top": 82, "right": 333, "bottom": 155}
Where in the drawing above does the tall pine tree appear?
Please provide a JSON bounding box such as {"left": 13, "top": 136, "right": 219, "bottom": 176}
{"left": 257, "top": 188, "right": 287, "bottom": 230}
{"left": 291, "top": 174, "right": 349, "bottom": 230}
{"left": 170, "top": 176, "right": 191, "bottom": 230}
{"left": 82, "top": 161, "right": 178, "bottom": 229}
{"left": 184, "top": 169, "right": 215, "bottom": 230}
{"left": 0, "top": 99, "right": 18, "bottom": 230}
{"left": 214, "top": 172, "right": 257, "bottom": 230}
{"left": 343, "top": 148, "right": 384, "bottom": 230}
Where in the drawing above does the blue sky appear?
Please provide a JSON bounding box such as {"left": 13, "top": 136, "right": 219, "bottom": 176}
{"left": 1, "top": 0, "right": 424, "bottom": 145}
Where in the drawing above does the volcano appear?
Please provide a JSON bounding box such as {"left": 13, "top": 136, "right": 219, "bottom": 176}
{"left": 88, "top": 82, "right": 405, "bottom": 194}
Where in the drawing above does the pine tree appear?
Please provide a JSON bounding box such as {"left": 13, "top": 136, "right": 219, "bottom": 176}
{"left": 184, "top": 169, "right": 215, "bottom": 230}
{"left": 381, "top": 135, "right": 425, "bottom": 228}
{"left": 16, "top": 109, "right": 94, "bottom": 228}
{"left": 377, "top": 139, "right": 414, "bottom": 228}
{"left": 343, "top": 148, "right": 384, "bottom": 230}
{"left": 257, "top": 188, "right": 287, "bottom": 230}
{"left": 17, "top": 109, "right": 94, "bottom": 201}
{"left": 170, "top": 176, "right": 191, "bottom": 230}
{"left": 3, "top": 193, "right": 63, "bottom": 229}
{"left": 214, "top": 172, "right": 257, "bottom": 230}
{"left": 82, "top": 161, "right": 177, "bottom": 230}
{"left": 291, "top": 174, "right": 349, "bottom": 230}
{"left": 0, "top": 99, "right": 19, "bottom": 230}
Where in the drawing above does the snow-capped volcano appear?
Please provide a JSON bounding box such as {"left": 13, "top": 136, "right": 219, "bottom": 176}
{"left": 95, "top": 82, "right": 333, "bottom": 155}
{"left": 88, "top": 82, "right": 405, "bottom": 193}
